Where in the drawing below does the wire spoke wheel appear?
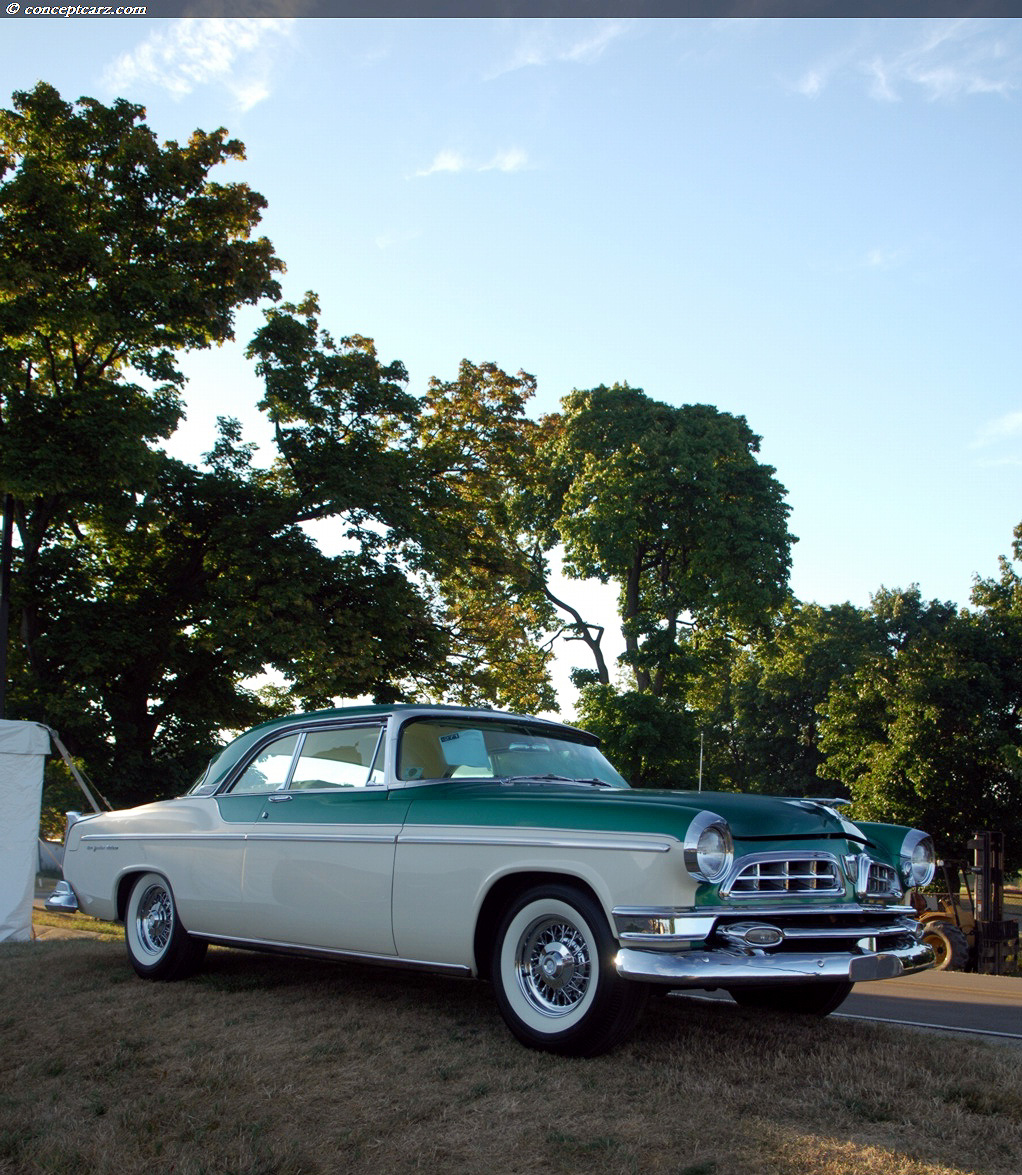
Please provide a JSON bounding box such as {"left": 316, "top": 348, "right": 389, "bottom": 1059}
{"left": 492, "top": 885, "right": 646, "bottom": 1056}
{"left": 124, "top": 872, "right": 207, "bottom": 981}
{"left": 135, "top": 882, "right": 174, "bottom": 956}
{"left": 516, "top": 915, "right": 593, "bottom": 1016}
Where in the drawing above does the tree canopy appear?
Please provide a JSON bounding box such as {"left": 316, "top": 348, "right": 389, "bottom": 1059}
{"left": 2, "top": 82, "right": 1019, "bottom": 867}
{"left": 538, "top": 384, "right": 794, "bottom": 696}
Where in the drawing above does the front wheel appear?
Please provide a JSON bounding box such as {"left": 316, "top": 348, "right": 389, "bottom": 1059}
{"left": 727, "top": 980, "right": 853, "bottom": 1016}
{"left": 491, "top": 885, "right": 646, "bottom": 1056}
{"left": 124, "top": 872, "right": 207, "bottom": 980}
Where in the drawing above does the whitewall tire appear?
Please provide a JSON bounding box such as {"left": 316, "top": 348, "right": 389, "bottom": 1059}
{"left": 491, "top": 884, "right": 646, "bottom": 1056}
{"left": 124, "top": 872, "right": 207, "bottom": 981}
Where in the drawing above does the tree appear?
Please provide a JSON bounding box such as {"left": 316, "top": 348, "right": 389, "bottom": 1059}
{"left": 0, "top": 81, "right": 283, "bottom": 693}
{"left": 537, "top": 385, "right": 794, "bottom": 698}
{"left": 819, "top": 586, "right": 1022, "bottom": 869}
{"left": 412, "top": 361, "right": 557, "bottom": 712}
{"left": 15, "top": 411, "right": 445, "bottom": 808}
{"left": 0, "top": 85, "right": 458, "bottom": 807}
{"left": 574, "top": 685, "right": 698, "bottom": 788}
{"left": 689, "top": 599, "right": 885, "bottom": 796}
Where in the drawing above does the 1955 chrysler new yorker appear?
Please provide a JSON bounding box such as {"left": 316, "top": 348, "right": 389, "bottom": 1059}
{"left": 48, "top": 704, "right": 936, "bottom": 1055}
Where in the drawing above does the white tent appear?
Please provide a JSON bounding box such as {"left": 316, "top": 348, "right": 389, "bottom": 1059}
{"left": 0, "top": 720, "right": 51, "bottom": 942}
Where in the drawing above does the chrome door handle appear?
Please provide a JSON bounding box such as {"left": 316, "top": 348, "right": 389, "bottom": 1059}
{"left": 267, "top": 794, "right": 293, "bottom": 803}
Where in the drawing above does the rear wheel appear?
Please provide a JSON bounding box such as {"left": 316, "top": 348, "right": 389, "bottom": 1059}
{"left": 921, "top": 920, "right": 970, "bottom": 971}
{"left": 491, "top": 884, "right": 646, "bottom": 1056}
{"left": 124, "top": 872, "right": 207, "bottom": 980}
{"left": 727, "top": 980, "right": 853, "bottom": 1016}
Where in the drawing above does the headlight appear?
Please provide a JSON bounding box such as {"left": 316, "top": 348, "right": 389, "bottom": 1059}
{"left": 900, "top": 830, "right": 935, "bottom": 887}
{"left": 683, "top": 811, "right": 734, "bottom": 883}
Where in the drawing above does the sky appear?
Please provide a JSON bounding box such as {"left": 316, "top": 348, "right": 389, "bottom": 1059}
{"left": 4, "top": 16, "right": 1022, "bottom": 710}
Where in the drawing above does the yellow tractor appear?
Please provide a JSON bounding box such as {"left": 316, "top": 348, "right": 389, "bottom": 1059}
{"left": 911, "top": 861, "right": 973, "bottom": 971}
{"left": 912, "top": 834, "right": 1019, "bottom": 974}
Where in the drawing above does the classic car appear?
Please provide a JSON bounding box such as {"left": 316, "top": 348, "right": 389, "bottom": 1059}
{"left": 48, "top": 704, "right": 936, "bottom": 1056}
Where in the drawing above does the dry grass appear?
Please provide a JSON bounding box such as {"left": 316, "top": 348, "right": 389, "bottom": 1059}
{"left": 2, "top": 931, "right": 1021, "bottom": 1175}
{"left": 30, "top": 908, "right": 123, "bottom": 942}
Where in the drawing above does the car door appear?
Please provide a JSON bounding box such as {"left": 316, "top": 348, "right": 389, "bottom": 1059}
{"left": 237, "top": 721, "right": 411, "bottom": 956}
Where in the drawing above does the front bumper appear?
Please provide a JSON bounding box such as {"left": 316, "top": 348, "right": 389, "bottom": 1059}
{"left": 616, "top": 938, "right": 934, "bottom": 987}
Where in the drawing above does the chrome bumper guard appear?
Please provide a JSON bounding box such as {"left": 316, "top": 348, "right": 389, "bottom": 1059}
{"left": 44, "top": 880, "right": 80, "bottom": 913}
{"left": 615, "top": 938, "right": 934, "bottom": 987}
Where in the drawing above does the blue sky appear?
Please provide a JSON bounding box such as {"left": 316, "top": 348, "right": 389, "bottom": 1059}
{"left": 6, "top": 17, "right": 1022, "bottom": 706}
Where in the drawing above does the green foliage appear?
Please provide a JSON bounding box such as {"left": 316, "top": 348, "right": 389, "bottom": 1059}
{"left": 0, "top": 85, "right": 449, "bottom": 808}
{"left": 688, "top": 600, "right": 885, "bottom": 796}
{"left": 537, "top": 384, "right": 793, "bottom": 698}
{"left": 819, "top": 586, "right": 1022, "bottom": 869}
{"left": 574, "top": 684, "right": 697, "bottom": 788}
{"left": 0, "top": 83, "right": 285, "bottom": 803}
{"left": 412, "top": 361, "right": 557, "bottom": 712}
{"left": 0, "top": 82, "right": 281, "bottom": 514}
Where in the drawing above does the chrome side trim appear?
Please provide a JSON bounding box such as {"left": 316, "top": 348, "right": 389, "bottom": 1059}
{"left": 79, "top": 829, "right": 672, "bottom": 852}
{"left": 398, "top": 830, "right": 672, "bottom": 853}
{"left": 245, "top": 833, "right": 397, "bottom": 845}
{"left": 79, "top": 832, "right": 398, "bottom": 845}
{"left": 80, "top": 832, "right": 247, "bottom": 842}
{"left": 194, "top": 932, "right": 472, "bottom": 977}
{"left": 616, "top": 939, "right": 935, "bottom": 987}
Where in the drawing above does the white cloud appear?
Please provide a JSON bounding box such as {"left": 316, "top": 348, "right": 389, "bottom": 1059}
{"left": 795, "top": 20, "right": 1020, "bottom": 104}
{"left": 971, "top": 410, "right": 1022, "bottom": 449}
{"left": 102, "top": 18, "right": 294, "bottom": 111}
{"left": 795, "top": 69, "right": 826, "bottom": 98}
{"left": 487, "top": 19, "right": 632, "bottom": 79}
{"left": 414, "top": 147, "right": 530, "bottom": 178}
{"left": 481, "top": 148, "right": 529, "bottom": 173}
{"left": 863, "top": 246, "right": 906, "bottom": 271}
{"left": 415, "top": 149, "right": 470, "bottom": 177}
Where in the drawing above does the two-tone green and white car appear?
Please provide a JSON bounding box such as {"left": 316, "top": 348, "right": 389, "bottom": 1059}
{"left": 48, "top": 704, "right": 935, "bottom": 1055}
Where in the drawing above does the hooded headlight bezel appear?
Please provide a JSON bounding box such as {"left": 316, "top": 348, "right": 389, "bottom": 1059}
{"left": 900, "top": 829, "right": 935, "bottom": 888}
{"left": 683, "top": 811, "right": 734, "bottom": 884}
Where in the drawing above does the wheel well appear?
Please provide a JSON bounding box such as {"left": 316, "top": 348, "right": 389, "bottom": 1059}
{"left": 473, "top": 871, "right": 604, "bottom": 982}
{"left": 116, "top": 871, "right": 147, "bottom": 922}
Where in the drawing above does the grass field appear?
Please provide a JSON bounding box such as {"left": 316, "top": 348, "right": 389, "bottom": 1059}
{"left": 2, "top": 925, "right": 1021, "bottom": 1175}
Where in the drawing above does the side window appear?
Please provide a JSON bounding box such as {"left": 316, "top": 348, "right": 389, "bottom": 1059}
{"left": 230, "top": 734, "right": 300, "bottom": 793}
{"left": 290, "top": 726, "right": 385, "bottom": 790}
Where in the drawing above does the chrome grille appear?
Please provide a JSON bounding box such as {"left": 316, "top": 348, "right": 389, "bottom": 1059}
{"left": 861, "top": 859, "right": 900, "bottom": 899}
{"left": 725, "top": 855, "right": 843, "bottom": 897}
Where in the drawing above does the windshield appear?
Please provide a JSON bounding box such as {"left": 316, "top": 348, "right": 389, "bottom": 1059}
{"left": 397, "top": 718, "right": 629, "bottom": 788}
{"left": 187, "top": 746, "right": 228, "bottom": 796}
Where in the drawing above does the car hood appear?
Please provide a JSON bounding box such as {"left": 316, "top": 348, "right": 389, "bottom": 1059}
{"left": 405, "top": 781, "right": 863, "bottom": 844}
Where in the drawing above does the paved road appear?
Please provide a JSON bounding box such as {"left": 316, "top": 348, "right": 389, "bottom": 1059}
{"left": 675, "top": 970, "right": 1022, "bottom": 1042}
{"left": 838, "top": 968, "right": 1022, "bottom": 1040}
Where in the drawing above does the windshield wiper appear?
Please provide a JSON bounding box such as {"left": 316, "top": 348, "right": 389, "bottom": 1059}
{"left": 501, "top": 774, "right": 615, "bottom": 788}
